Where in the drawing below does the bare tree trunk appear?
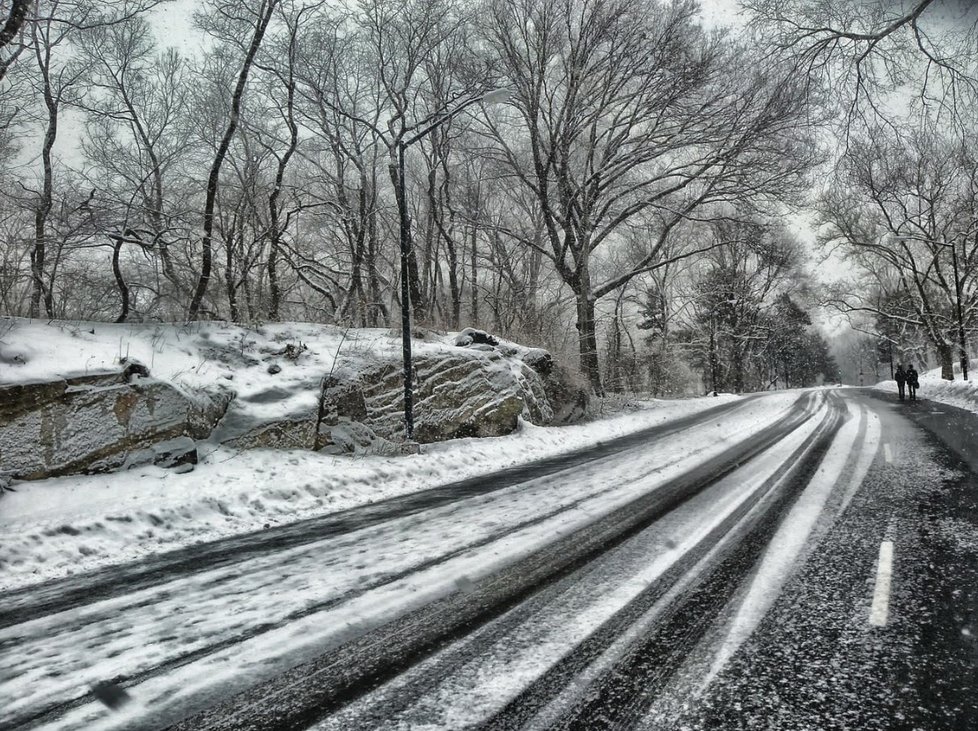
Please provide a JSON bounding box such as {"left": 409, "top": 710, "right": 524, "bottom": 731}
{"left": 470, "top": 225, "right": 478, "bottom": 325}
{"left": 111, "top": 235, "right": 130, "bottom": 323}
{"left": 0, "top": 0, "right": 29, "bottom": 84}
{"left": 188, "top": 0, "right": 278, "bottom": 321}
{"left": 938, "top": 342, "right": 954, "bottom": 380}
{"left": 366, "top": 189, "right": 385, "bottom": 326}
{"left": 575, "top": 291, "right": 602, "bottom": 395}
{"left": 0, "top": 0, "right": 28, "bottom": 52}
{"left": 266, "top": 20, "right": 299, "bottom": 322}
{"left": 225, "top": 219, "right": 239, "bottom": 322}
{"left": 30, "top": 23, "right": 59, "bottom": 319}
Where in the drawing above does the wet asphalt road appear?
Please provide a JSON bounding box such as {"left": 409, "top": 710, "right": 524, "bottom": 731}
{"left": 287, "top": 389, "right": 978, "bottom": 731}
{"left": 661, "top": 389, "right": 978, "bottom": 731}
{"left": 6, "top": 388, "right": 978, "bottom": 730}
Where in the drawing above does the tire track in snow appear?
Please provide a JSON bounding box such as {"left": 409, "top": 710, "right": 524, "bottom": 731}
{"left": 0, "top": 396, "right": 762, "bottom": 631}
{"left": 160, "top": 397, "right": 823, "bottom": 731}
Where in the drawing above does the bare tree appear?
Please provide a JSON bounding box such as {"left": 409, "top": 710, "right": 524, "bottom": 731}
{"left": 75, "top": 15, "right": 194, "bottom": 320}
{"left": 482, "top": 0, "right": 814, "bottom": 392}
{"left": 744, "top": 0, "right": 978, "bottom": 132}
{"left": 187, "top": 0, "right": 280, "bottom": 320}
{"left": 820, "top": 125, "right": 978, "bottom": 379}
{"left": 293, "top": 7, "right": 391, "bottom": 325}
{"left": 7, "top": 1, "right": 170, "bottom": 319}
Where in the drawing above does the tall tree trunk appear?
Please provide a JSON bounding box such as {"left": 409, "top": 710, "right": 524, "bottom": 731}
{"left": 608, "top": 314, "right": 622, "bottom": 393}
{"left": 469, "top": 225, "right": 478, "bottom": 325}
{"left": 267, "top": 59, "right": 298, "bottom": 321}
{"left": 366, "top": 192, "right": 385, "bottom": 326}
{"left": 225, "top": 221, "right": 239, "bottom": 322}
{"left": 188, "top": 0, "right": 278, "bottom": 321}
{"left": 960, "top": 332, "right": 969, "bottom": 381}
{"left": 575, "top": 292, "right": 603, "bottom": 395}
{"left": 938, "top": 342, "right": 954, "bottom": 380}
{"left": 111, "top": 236, "right": 130, "bottom": 323}
{"left": 31, "top": 31, "right": 58, "bottom": 319}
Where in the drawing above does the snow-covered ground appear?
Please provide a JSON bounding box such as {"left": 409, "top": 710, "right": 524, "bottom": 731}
{"left": 874, "top": 359, "right": 978, "bottom": 413}
{"left": 0, "top": 318, "right": 506, "bottom": 429}
{"left": 0, "top": 317, "right": 756, "bottom": 591}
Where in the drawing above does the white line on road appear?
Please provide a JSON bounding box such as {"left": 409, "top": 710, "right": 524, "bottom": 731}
{"left": 870, "top": 541, "right": 894, "bottom": 627}
{"left": 883, "top": 443, "right": 893, "bottom": 463}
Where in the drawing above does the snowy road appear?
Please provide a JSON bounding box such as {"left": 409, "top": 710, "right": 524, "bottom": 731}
{"left": 3, "top": 388, "right": 977, "bottom": 730}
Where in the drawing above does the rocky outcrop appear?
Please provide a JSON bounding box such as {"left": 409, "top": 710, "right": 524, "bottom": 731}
{"left": 218, "top": 410, "right": 319, "bottom": 452}
{"left": 0, "top": 328, "right": 588, "bottom": 479}
{"left": 0, "top": 370, "right": 229, "bottom": 480}
{"left": 318, "top": 352, "right": 534, "bottom": 448}
{"left": 316, "top": 341, "right": 588, "bottom": 448}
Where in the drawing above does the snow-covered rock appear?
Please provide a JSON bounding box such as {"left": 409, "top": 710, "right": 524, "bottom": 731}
{"left": 0, "top": 318, "right": 589, "bottom": 478}
{"left": 319, "top": 351, "right": 538, "bottom": 446}
{"left": 0, "top": 370, "right": 227, "bottom": 480}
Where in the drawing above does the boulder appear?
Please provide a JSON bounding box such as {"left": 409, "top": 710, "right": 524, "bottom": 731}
{"left": 456, "top": 329, "right": 589, "bottom": 426}
{"left": 522, "top": 348, "right": 553, "bottom": 376}
{"left": 124, "top": 436, "right": 198, "bottom": 472}
{"left": 214, "top": 409, "right": 319, "bottom": 452}
{"left": 120, "top": 358, "right": 151, "bottom": 380}
{"left": 454, "top": 327, "right": 500, "bottom": 348}
{"left": 322, "top": 421, "right": 397, "bottom": 455}
{"left": 318, "top": 350, "right": 546, "bottom": 445}
{"left": 0, "top": 370, "right": 228, "bottom": 480}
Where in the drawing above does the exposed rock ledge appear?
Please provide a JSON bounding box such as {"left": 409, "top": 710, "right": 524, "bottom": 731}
{"left": 0, "top": 370, "right": 230, "bottom": 480}
{"left": 0, "top": 325, "right": 588, "bottom": 482}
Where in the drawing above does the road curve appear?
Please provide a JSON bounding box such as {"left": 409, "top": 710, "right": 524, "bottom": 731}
{"left": 3, "top": 391, "right": 849, "bottom": 731}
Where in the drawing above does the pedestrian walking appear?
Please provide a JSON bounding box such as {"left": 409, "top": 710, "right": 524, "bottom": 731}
{"left": 894, "top": 364, "right": 907, "bottom": 401}
{"left": 907, "top": 365, "right": 919, "bottom": 401}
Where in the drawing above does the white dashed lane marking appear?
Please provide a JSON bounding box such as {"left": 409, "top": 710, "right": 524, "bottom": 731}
{"left": 870, "top": 541, "right": 894, "bottom": 627}
{"left": 883, "top": 443, "right": 893, "bottom": 463}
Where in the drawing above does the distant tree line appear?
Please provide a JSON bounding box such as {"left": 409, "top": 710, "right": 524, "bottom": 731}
{"left": 748, "top": 0, "right": 978, "bottom": 380}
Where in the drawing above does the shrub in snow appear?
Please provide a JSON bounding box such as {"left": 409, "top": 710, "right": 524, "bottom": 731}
{"left": 522, "top": 348, "right": 553, "bottom": 376}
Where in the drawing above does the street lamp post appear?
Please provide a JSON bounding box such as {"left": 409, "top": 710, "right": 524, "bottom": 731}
{"left": 396, "top": 140, "right": 415, "bottom": 439}
{"left": 395, "top": 88, "right": 510, "bottom": 441}
{"left": 949, "top": 237, "right": 969, "bottom": 381}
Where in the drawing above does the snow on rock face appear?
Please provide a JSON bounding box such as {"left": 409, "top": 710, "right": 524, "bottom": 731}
{"left": 453, "top": 327, "right": 500, "bottom": 348}
{"left": 0, "top": 318, "right": 588, "bottom": 475}
{"left": 0, "top": 371, "right": 228, "bottom": 480}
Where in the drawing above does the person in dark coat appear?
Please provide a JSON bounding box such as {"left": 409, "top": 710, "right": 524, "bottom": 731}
{"left": 907, "top": 365, "right": 919, "bottom": 401}
{"left": 894, "top": 364, "right": 907, "bottom": 401}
